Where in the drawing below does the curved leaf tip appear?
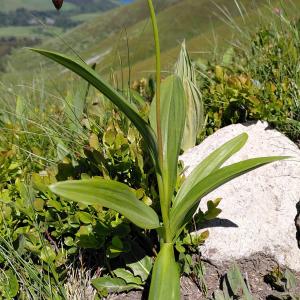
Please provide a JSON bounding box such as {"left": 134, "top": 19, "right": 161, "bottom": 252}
{"left": 50, "top": 179, "right": 160, "bottom": 230}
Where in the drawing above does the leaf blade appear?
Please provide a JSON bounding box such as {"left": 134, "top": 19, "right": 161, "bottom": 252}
{"left": 92, "top": 277, "right": 143, "bottom": 293}
{"left": 170, "top": 156, "right": 288, "bottom": 237}
{"left": 149, "top": 243, "right": 180, "bottom": 300}
{"left": 175, "top": 41, "right": 205, "bottom": 151}
{"left": 50, "top": 179, "right": 160, "bottom": 230}
{"left": 150, "top": 75, "right": 186, "bottom": 206}
{"left": 174, "top": 133, "right": 248, "bottom": 210}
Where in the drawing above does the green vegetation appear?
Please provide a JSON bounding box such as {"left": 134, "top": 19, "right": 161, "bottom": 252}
{"left": 201, "top": 16, "right": 300, "bottom": 142}
{"left": 0, "top": 26, "right": 64, "bottom": 38}
{"left": 0, "top": 0, "right": 299, "bottom": 299}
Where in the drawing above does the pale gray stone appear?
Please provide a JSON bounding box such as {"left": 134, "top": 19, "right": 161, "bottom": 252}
{"left": 180, "top": 121, "right": 300, "bottom": 271}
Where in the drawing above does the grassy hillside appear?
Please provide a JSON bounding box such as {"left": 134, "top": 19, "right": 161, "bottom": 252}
{"left": 0, "top": 0, "right": 123, "bottom": 12}
{"left": 0, "top": 0, "right": 123, "bottom": 63}
{"left": 2, "top": 0, "right": 300, "bottom": 85}
{"left": 0, "top": 0, "right": 75, "bottom": 12}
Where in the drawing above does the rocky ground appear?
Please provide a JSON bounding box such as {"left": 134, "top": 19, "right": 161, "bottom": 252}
{"left": 107, "top": 253, "right": 300, "bottom": 299}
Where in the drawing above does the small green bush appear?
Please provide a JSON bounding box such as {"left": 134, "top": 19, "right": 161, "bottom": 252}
{"left": 200, "top": 21, "right": 300, "bottom": 143}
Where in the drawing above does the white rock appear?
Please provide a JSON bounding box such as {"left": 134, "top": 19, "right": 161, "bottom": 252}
{"left": 180, "top": 121, "right": 300, "bottom": 271}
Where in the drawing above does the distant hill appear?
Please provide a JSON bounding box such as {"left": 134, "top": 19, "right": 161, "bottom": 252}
{"left": 2, "top": 0, "right": 300, "bottom": 84}
{"left": 0, "top": 0, "right": 124, "bottom": 12}
{"left": 0, "top": 0, "right": 124, "bottom": 62}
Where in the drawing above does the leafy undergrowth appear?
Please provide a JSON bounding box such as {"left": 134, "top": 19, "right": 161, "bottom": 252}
{"left": 200, "top": 17, "right": 300, "bottom": 143}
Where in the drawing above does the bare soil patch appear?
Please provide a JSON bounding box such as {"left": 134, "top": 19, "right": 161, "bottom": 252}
{"left": 108, "top": 253, "right": 300, "bottom": 300}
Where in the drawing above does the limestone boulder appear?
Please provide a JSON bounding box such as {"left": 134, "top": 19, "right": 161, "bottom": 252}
{"left": 180, "top": 121, "right": 300, "bottom": 271}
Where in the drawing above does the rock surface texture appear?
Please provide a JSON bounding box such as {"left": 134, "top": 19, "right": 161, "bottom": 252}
{"left": 180, "top": 121, "right": 300, "bottom": 271}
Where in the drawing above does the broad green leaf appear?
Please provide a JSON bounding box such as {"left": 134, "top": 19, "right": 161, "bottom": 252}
{"left": 92, "top": 277, "right": 142, "bottom": 293}
{"left": 227, "top": 264, "right": 253, "bottom": 299}
{"left": 50, "top": 179, "right": 160, "bottom": 229}
{"left": 127, "top": 255, "right": 153, "bottom": 282}
{"left": 1, "top": 269, "right": 19, "bottom": 298}
{"left": 150, "top": 75, "right": 186, "bottom": 207}
{"left": 227, "top": 264, "right": 244, "bottom": 295}
{"left": 75, "top": 211, "right": 93, "bottom": 224}
{"left": 30, "top": 48, "right": 159, "bottom": 172}
{"left": 149, "top": 243, "right": 180, "bottom": 300}
{"left": 285, "top": 269, "right": 297, "bottom": 290}
{"left": 222, "top": 47, "right": 235, "bottom": 66}
{"left": 107, "top": 236, "right": 124, "bottom": 258}
{"left": 76, "top": 225, "right": 104, "bottom": 249}
{"left": 113, "top": 268, "right": 143, "bottom": 285}
{"left": 174, "top": 133, "right": 248, "bottom": 209}
{"left": 123, "top": 241, "right": 153, "bottom": 282}
{"left": 213, "top": 290, "right": 230, "bottom": 300}
{"left": 40, "top": 246, "right": 56, "bottom": 264}
{"left": 204, "top": 199, "right": 222, "bottom": 220}
{"left": 170, "top": 156, "right": 288, "bottom": 237}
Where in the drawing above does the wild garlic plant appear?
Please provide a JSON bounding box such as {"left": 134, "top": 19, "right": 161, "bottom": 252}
{"left": 30, "top": 1, "right": 287, "bottom": 298}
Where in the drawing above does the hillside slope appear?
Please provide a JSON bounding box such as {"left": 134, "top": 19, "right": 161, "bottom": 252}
{"left": 2, "top": 0, "right": 300, "bottom": 84}
{"left": 0, "top": 0, "right": 122, "bottom": 12}
{"left": 0, "top": 0, "right": 123, "bottom": 62}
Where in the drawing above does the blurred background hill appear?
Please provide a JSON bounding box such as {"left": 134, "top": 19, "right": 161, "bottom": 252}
{"left": 1, "top": 0, "right": 300, "bottom": 85}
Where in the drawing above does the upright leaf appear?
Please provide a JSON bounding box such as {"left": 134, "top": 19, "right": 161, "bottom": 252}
{"left": 30, "top": 48, "right": 159, "bottom": 172}
{"left": 227, "top": 264, "right": 253, "bottom": 300}
{"left": 149, "top": 243, "right": 180, "bottom": 300}
{"left": 170, "top": 156, "right": 288, "bottom": 237}
{"left": 175, "top": 41, "right": 204, "bottom": 151}
{"left": 174, "top": 133, "right": 248, "bottom": 209}
{"left": 50, "top": 179, "right": 160, "bottom": 230}
{"left": 64, "top": 78, "right": 90, "bottom": 134}
{"left": 150, "top": 75, "right": 186, "bottom": 206}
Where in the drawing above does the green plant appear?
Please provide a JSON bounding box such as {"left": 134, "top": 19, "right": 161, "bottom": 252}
{"left": 200, "top": 15, "right": 300, "bottom": 142}
{"left": 213, "top": 263, "right": 253, "bottom": 300}
{"left": 265, "top": 266, "right": 300, "bottom": 300}
{"left": 29, "top": 1, "right": 287, "bottom": 298}
{"left": 175, "top": 40, "right": 205, "bottom": 150}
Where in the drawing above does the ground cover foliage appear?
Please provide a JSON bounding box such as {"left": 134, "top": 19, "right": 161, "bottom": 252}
{"left": 0, "top": 2, "right": 300, "bottom": 300}
{"left": 201, "top": 21, "right": 300, "bottom": 144}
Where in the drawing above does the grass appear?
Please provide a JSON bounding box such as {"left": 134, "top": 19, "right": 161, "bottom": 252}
{"left": 0, "top": 26, "right": 64, "bottom": 38}
{"left": 70, "top": 13, "right": 102, "bottom": 22}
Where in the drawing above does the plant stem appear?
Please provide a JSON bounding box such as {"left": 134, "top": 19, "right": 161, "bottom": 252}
{"left": 147, "top": 0, "right": 163, "bottom": 167}
{"left": 147, "top": 0, "right": 172, "bottom": 243}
